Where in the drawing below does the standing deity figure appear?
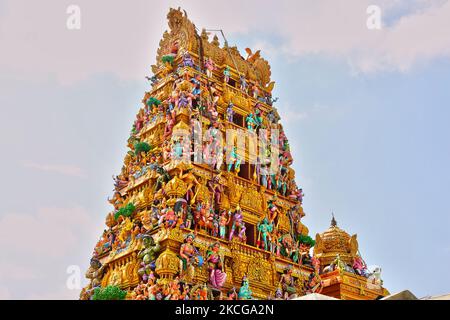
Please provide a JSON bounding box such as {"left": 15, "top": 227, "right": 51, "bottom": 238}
{"left": 325, "top": 254, "right": 346, "bottom": 273}
{"left": 223, "top": 66, "right": 231, "bottom": 83}
{"left": 182, "top": 50, "right": 195, "bottom": 68}
{"left": 204, "top": 57, "right": 215, "bottom": 78}
{"left": 251, "top": 83, "right": 259, "bottom": 99}
{"left": 246, "top": 113, "right": 257, "bottom": 132}
{"left": 179, "top": 234, "right": 203, "bottom": 281}
{"left": 81, "top": 258, "right": 106, "bottom": 299}
{"left": 228, "top": 206, "right": 246, "bottom": 242}
{"left": 207, "top": 172, "right": 224, "bottom": 206}
{"left": 254, "top": 106, "right": 263, "bottom": 129}
{"left": 179, "top": 167, "right": 200, "bottom": 202}
{"left": 226, "top": 103, "right": 234, "bottom": 122}
{"left": 239, "top": 74, "right": 248, "bottom": 92}
{"left": 238, "top": 276, "right": 252, "bottom": 299}
{"left": 267, "top": 198, "right": 280, "bottom": 223}
{"left": 279, "top": 266, "right": 297, "bottom": 298}
{"left": 257, "top": 217, "right": 274, "bottom": 251}
{"left": 206, "top": 242, "right": 227, "bottom": 289}
{"left": 227, "top": 146, "right": 241, "bottom": 173}
{"left": 190, "top": 74, "right": 202, "bottom": 96}
{"left": 219, "top": 210, "right": 231, "bottom": 239}
{"left": 138, "top": 234, "right": 161, "bottom": 282}
{"left": 311, "top": 256, "right": 321, "bottom": 274}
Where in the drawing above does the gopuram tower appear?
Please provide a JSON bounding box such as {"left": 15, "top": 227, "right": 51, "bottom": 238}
{"left": 80, "top": 8, "right": 388, "bottom": 301}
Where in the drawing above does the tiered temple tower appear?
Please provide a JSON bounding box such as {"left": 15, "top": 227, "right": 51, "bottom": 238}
{"left": 80, "top": 8, "right": 388, "bottom": 300}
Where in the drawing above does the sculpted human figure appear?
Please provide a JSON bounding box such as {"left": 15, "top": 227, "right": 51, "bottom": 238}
{"left": 257, "top": 217, "right": 274, "bottom": 251}
{"left": 178, "top": 166, "right": 199, "bottom": 202}
{"left": 138, "top": 234, "right": 161, "bottom": 282}
{"left": 238, "top": 276, "right": 252, "bottom": 300}
{"left": 81, "top": 258, "right": 106, "bottom": 299}
{"left": 179, "top": 234, "right": 203, "bottom": 281}
{"left": 204, "top": 57, "right": 215, "bottom": 78}
{"left": 279, "top": 266, "right": 297, "bottom": 298}
{"left": 206, "top": 242, "right": 227, "bottom": 289}
{"left": 219, "top": 210, "right": 231, "bottom": 239}
{"left": 223, "top": 66, "right": 231, "bottom": 83}
{"left": 228, "top": 206, "right": 246, "bottom": 242}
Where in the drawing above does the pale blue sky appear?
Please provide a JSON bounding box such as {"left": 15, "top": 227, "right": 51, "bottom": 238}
{"left": 0, "top": 0, "right": 449, "bottom": 299}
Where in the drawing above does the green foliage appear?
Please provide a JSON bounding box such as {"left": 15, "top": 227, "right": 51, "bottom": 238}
{"left": 134, "top": 141, "right": 152, "bottom": 155}
{"left": 162, "top": 55, "right": 175, "bottom": 65}
{"left": 146, "top": 97, "right": 161, "bottom": 107}
{"left": 114, "top": 203, "right": 136, "bottom": 221}
{"left": 298, "top": 234, "right": 316, "bottom": 247}
{"left": 92, "top": 285, "right": 127, "bottom": 300}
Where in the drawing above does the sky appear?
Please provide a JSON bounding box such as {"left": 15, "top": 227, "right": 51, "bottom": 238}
{"left": 0, "top": 0, "right": 449, "bottom": 299}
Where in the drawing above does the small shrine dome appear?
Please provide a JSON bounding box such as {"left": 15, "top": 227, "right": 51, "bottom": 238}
{"left": 313, "top": 215, "right": 359, "bottom": 267}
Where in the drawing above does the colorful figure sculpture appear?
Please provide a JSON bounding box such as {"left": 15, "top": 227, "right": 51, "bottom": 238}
{"left": 223, "top": 66, "right": 231, "bottom": 83}
{"left": 206, "top": 242, "right": 227, "bottom": 289}
{"left": 257, "top": 217, "right": 273, "bottom": 251}
{"left": 179, "top": 234, "right": 203, "bottom": 282}
{"left": 182, "top": 50, "right": 195, "bottom": 67}
{"left": 82, "top": 258, "right": 105, "bottom": 299}
{"left": 353, "top": 254, "right": 369, "bottom": 277}
{"left": 246, "top": 113, "right": 257, "bottom": 132}
{"left": 279, "top": 266, "right": 297, "bottom": 298}
{"left": 227, "top": 146, "right": 241, "bottom": 173}
{"left": 219, "top": 210, "right": 231, "bottom": 239}
{"left": 228, "top": 206, "right": 246, "bottom": 242}
{"left": 251, "top": 83, "right": 259, "bottom": 99}
{"left": 226, "top": 102, "right": 234, "bottom": 122}
{"left": 204, "top": 57, "right": 215, "bottom": 78}
{"left": 239, "top": 74, "right": 247, "bottom": 92}
{"left": 238, "top": 276, "right": 252, "bottom": 299}
{"left": 138, "top": 234, "right": 161, "bottom": 282}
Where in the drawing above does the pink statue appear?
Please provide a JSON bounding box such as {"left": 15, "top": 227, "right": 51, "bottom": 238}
{"left": 206, "top": 242, "right": 227, "bottom": 289}
{"left": 353, "top": 255, "right": 369, "bottom": 277}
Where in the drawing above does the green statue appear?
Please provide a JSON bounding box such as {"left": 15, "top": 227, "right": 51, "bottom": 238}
{"left": 257, "top": 217, "right": 273, "bottom": 251}
{"left": 138, "top": 234, "right": 160, "bottom": 282}
{"left": 238, "top": 276, "right": 252, "bottom": 299}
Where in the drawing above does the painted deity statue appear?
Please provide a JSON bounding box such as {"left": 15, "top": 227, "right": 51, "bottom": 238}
{"left": 223, "top": 66, "right": 231, "bottom": 83}
{"left": 353, "top": 254, "right": 369, "bottom": 277}
{"left": 178, "top": 167, "right": 200, "bottom": 202}
{"left": 204, "top": 57, "right": 215, "bottom": 78}
{"left": 305, "top": 272, "right": 323, "bottom": 294}
{"left": 257, "top": 217, "right": 274, "bottom": 251}
{"left": 226, "top": 102, "right": 234, "bottom": 122}
{"left": 246, "top": 113, "right": 257, "bottom": 132}
{"left": 81, "top": 258, "right": 106, "bottom": 299}
{"left": 138, "top": 234, "right": 161, "bottom": 282}
{"left": 182, "top": 50, "right": 195, "bottom": 68}
{"left": 219, "top": 210, "right": 231, "bottom": 239}
{"left": 179, "top": 234, "right": 203, "bottom": 282}
{"left": 228, "top": 206, "right": 246, "bottom": 242}
{"left": 227, "top": 146, "right": 241, "bottom": 173}
{"left": 238, "top": 276, "right": 252, "bottom": 299}
{"left": 239, "top": 74, "right": 247, "bottom": 92}
{"left": 206, "top": 242, "right": 227, "bottom": 289}
{"left": 279, "top": 266, "right": 297, "bottom": 298}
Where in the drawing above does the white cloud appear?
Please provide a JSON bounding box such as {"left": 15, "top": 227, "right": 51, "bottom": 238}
{"left": 0, "top": 0, "right": 449, "bottom": 84}
{"left": 22, "top": 161, "right": 87, "bottom": 178}
{"left": 0, "top": 206, "right": 96, "bottom": 258}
